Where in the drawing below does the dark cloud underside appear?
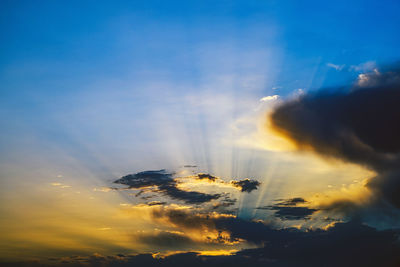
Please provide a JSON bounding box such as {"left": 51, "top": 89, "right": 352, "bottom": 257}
{"left": 275, "top": 197, "right": 307, "bottom": 206}
{"left": 269, "top": 206, "right": 317, "bottom": 220}
{"left": 114, "top": 170, "right": 221, "bottom": 204}
{"left": 270, "top": 68, "right": 400, "bottom": 210}
{"left": 32, "top": 209, "right": 400, "bottom": 267}
{"left": 256, "top": 197, "right": 317, "bottom": 220}
{"left": 137, "top": 231, "right": 197, "bottom": 248}
{"left": 149, "top": 208, "right": 400, "bottom": 266}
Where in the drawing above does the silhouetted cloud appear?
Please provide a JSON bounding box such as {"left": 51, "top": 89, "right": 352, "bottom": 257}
{"left": 114, "top": 170, "right": 260, "bottom": 206}
{"left": 146, "top": 201, "right": 167, "bottom": 206}
{"left": 28, "top": 215, "right": 400, "bottom": 267}
{"left": 5, "top": 203, "right": 400, "bottom": 266}
{"left": 195, "top": 174, "right": 261, "bottom": 194}
{"left": 231, "top": 179, "right": 260, "bottom": 193}
{"left": 115, "top": 170, "right": 173, "bottom": 188}
{"left": 275, "top": 197, "right": 307, "bottom": 206}
{"left": 114, "top": 170, "right": 221, "bottom": 204}
{"left": 151, "top": 207, "right": 400, "bottom": 266}
{"left": 197, "top": 173, "right": 218, "bottom": 182}
{"left": 269, "top": 206, "right": 317, "bottom": 220}
{"left": 270, "top": 67, "right": 400, "bottom": 213}
{"left": 152, "top": 208, "right": 217, "bottom": 231}
{"left": 152, "top": 207, "right": 294, "bottom": 244}
{"left": 256, "top": 197, "right": 316, "bottom": 220}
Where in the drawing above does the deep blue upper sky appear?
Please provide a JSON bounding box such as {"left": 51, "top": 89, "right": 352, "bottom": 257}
{"left": 2, "top": 0, "right": 400, "bottom": 91}
{"left": 1, "top": 0, "right": 400, "bottom": 174}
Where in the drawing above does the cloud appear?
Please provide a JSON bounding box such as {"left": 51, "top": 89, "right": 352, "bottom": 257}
{"left": 256, "top": 197, "right": 317, "bottom": 220}
{"left": 150, "top": 207, "right": 400, "bottom": 266}
{"left": 113, "top": 170, "right": 259, "bottom": 217}
{"left": 269, "top": 66, "right": 400, "bottom": 219}
{"left": 260, "top": 95, "right": 279, "bottom": 102}
{"left": 151, "top": 206, "right": 291, "bottom": 245}
{"left": 349, "top": 61, "right": 377, "bottom": 72}
{"left": 212, "top": 197, "right": 237, "bottom": 210}
{"left": 327, "top": 63, "right": 345, "bottom": 71}
{"left": 197, "top": 173, "right": 218, "bottom": 182}
{"left": 115, "top": 170, "right": 173, "bottom": 188}
{"left": 194, "top": 174, "right": 261, "bottom": 194}
{"left": 147, "top": 201, "right": 167, "bottom": 206}
{"left": 136, "top": 230, "right": 198, "bottom": 248}
{"left": 8, "top": 206, "right": 400, "bottom": 266}
{"left": 50, "top": 182, "right": 71, "bottom": 188}
{"left": 266, "top": 206, "right": 317, "bottom": 220}
{"left": 22, "top": 234, "right": 400, "bottom": 267}
{"left": 355, "top": 68, "right": 400, "bottom": 88}
{"left": 152, "top": 207, "right": 223, "bottom": 231}
{"left": 275, "top": 197, "right": 307, "bottom": 206}
{"left": 231, "top": 179, "right": 260, "bottom": 193}
{"left": 114, "top": 170, "right": 222, "bottom": 204}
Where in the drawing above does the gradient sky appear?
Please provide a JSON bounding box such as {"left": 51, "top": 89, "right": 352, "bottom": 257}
{"left": 1, "top": 1, "right": 400, "bottom": 266}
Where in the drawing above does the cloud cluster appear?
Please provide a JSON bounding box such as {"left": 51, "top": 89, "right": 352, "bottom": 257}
{"left": 270, "top": 67, "right": 400, "bottom": 218}
{"left": 114, "top": 170, "right": 222, "bottom": 204}
{"left": 30, "top": 207, "right": 400, "bottom": 267}
{"left": 150, "top": 207, "right": 400, "bottom": 266}
{"left": 194, "top": 173, "right": 261, "bottom": 193}
{"left": 114, "top": 170, "right": 260, "bottom": 206}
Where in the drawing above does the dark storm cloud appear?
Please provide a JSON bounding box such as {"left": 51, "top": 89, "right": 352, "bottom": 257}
{"left": 231, "top": 179, "right": 260, "bottom": 193}
{"left": 234, "top": 220, "right": 400, "bottom": 267}
{"left": 114, "top": 170, "right": 221, "bottom": 204}
{"left": 270, "top": 68, "right": 400, "bottom": 210}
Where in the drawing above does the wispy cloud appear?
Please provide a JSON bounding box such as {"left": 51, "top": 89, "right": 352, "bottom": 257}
{"left": 326, "top": 63, "right": 345, "bottom": 71}
{"left": 260, "top": 95, "right": 279, "bottom": 101}
{"left": 349, "top": 61, "right": 377, "bottom": 72}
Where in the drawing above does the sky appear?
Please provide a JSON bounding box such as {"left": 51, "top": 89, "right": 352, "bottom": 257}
{"left": 1, "top": 1, "right": 400, "bottom": 266}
